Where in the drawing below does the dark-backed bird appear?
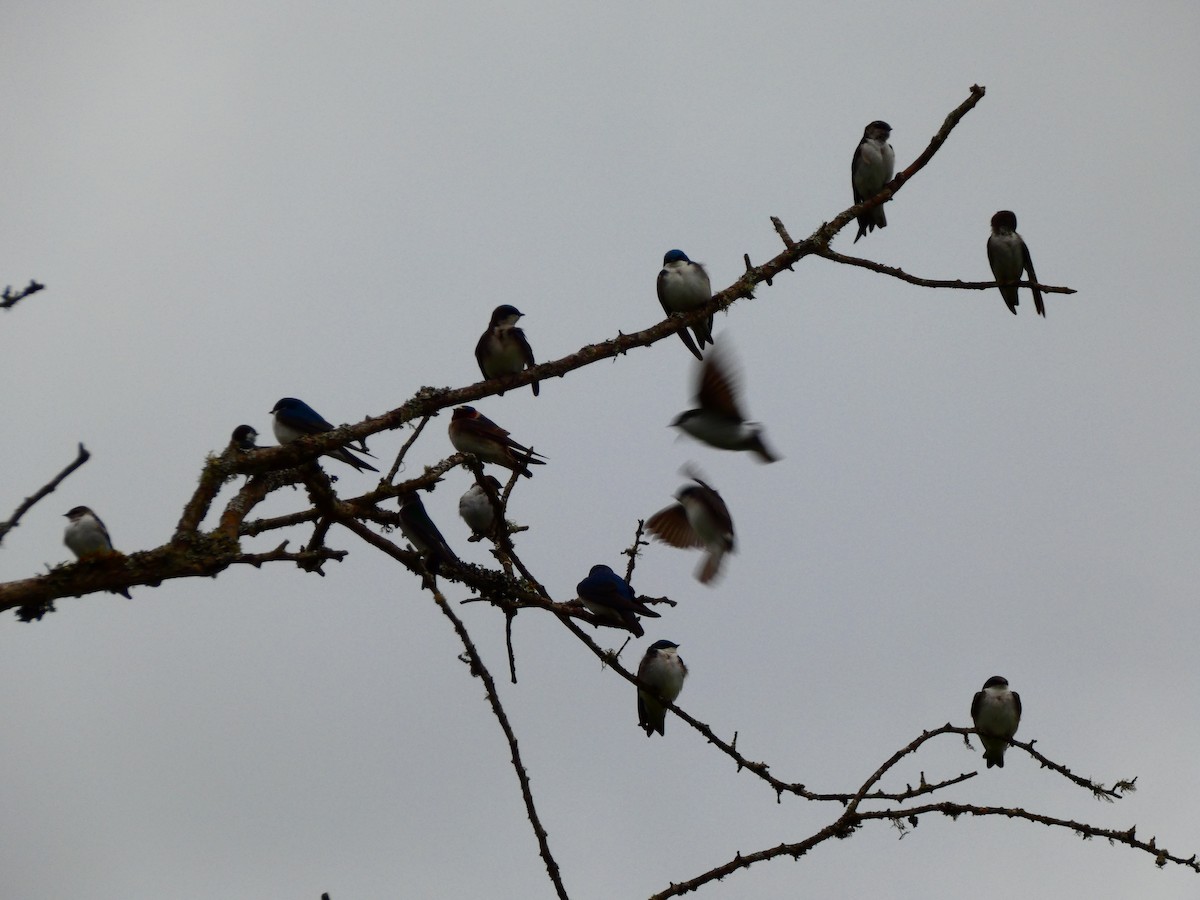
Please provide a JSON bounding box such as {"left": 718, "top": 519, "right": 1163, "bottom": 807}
{"left": 646, "top": 476, "right": 735, "bottom": 585}
{"left": 475, "top": 304, "right": 539, "bottom": 396}
{"left": 448, "top": 406, "right": 547, "bottom": 478}
{"left": 637, "top": 639, "right": 687, "bottom": 737}
{"left": 230, "top": 425, "right": 259, "bottom": 450}
{"left": 971, "top": 675, "right": 1022, "bottom": 768}
{"left": 63, "top": 506, "right": 132, "bottom": 598}
{"left": 398, "top": 491, "right": 459, "bottom": 577}
{"left": 459, "top": 475, "right": 505, "bottom": 540}
{"left": 851, "top": 120, "right": 894, "bottom": 243}
{"left": 671, "top": 339, "right": 779, "bottom": 463}
{"left": 987, "top": 210, "right": 1045, "bottom": 316}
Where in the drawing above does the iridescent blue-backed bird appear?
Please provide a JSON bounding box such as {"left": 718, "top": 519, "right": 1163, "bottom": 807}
{"left": 576, "top": 564, "right": 661, "bottom": 638}
{"left": 270, "top": 397, "right": 377, "bottom": 472}
{"left": 657, "top": 249, "right": 713, "bottom": 360}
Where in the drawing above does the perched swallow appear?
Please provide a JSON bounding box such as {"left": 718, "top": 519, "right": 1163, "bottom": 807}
{"left": 230, "top": 425, "right": 259, "bottom": 450}
{"left": 270, "top": 397, "right": 378, "bottom": 473}
{"left": 851, "top": 120, "right": 895, "bottom": 243}
{"left": 575, "top": 564, "right": 661, "bottom": 638}
{"left": 970, "top": 675, "right": 1022, "bottom": 768}
{"left": 475, "top": 304, "right": 539, "bottom": 396}
{"left": 448, "top": 406, "right": 547, "bottom": 478}
{"left": 657, "top": 249, "right": 714, "bottom": 360}
{"left": 63, "top": 506, "right": 132, "bottom": 598}
{"left": 398, "top": 492, "right": 459, "bottom": 577}
{"left": 459, "top": 475, "right": 505, "bottom": 540}
{"left": 671, "top": 340, "right": 779, "bottom": 463}
{"left": 987, "top": 210, "right": 1045, "bottom": 316}
{"left": 637, "top": 639, "right": 687, "bottom": 737}
{"left": 646, "top": 476, "right": 735, "bottom": 585}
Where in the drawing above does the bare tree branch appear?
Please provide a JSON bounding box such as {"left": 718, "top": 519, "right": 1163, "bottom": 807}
{"left": 816, "top": 246, "right": 1077, "bottom": 296}
{"left": 4, "top": 88, "right": 1074, "bottom": 614}
{"left": 818, "top": 85, "right": 987, "bottom": 247}
{"left": 5, "top": 537, "right": 347, "bottom": 622}
{"left": 1, "top": 279, "right": 45, "bottom": 310}
{"left": 336, "top": 516, "right": 569, "bottom": 894}
{"left": 1017, "top": 736, "right": 1136, "bottom": 802}
{"left": 0, "top": 443, "right": 89, "bottom": 548}
{"left": 384, "top": 414, "right": 431, "bottom": 483}
{"left": 172, "top": 93, "right": 1035, "bottom": 472}
{"left": 432, "top": 577, "right": 570, "bottom": 899}
{"left": 650, "top": 728, "right": 1190, "bottom": 899}
{"left": 7, "top": 87, "right": 1178, "bottom": 900}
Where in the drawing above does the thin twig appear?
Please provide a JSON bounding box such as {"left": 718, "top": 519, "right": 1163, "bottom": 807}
{"left": 1017, "top": 737, "right": 1135, "bottom": 801}
{"left": 337, "top": 517, "right": 568, "bottom": 896}
{"left": 0, "top": 443, "right": 90, "bottom": 547}
{"left": 650, "top": 733, "right": 1182, "bottom": 898}
{"left": 385, "top": 414, "right": 432, "bottom": 483}
{"left": 816, "top": 247, "right": 1075, "bottom": 296}
{"left": 621, "top": 519, "right": 648, "bottom": 585}
{"left": 0, "top": 279, "right": 45, "bottom": 310}
{"left": 433, "top": 584, "right": 570, "bottom": 899}
{"left": 812, "top": 85, "right": 988, "bottom": 249}
{"left": 236, "top": 456, "right": 466, "bottom": 537}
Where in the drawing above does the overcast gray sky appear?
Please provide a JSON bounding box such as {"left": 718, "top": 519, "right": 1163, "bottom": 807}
{"left": 3, "top": 2, "right": 1198, "bottom": 898}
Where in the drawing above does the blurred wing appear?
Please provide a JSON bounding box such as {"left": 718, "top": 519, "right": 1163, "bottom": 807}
{"left": 697, "top": 547, "right": 725, "bottom": 585}
{"left": 696, "top": 343, "right": 746, "bottom": 420}
{"left": 646, "top": 504, "right": 704, "bottom": 549}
